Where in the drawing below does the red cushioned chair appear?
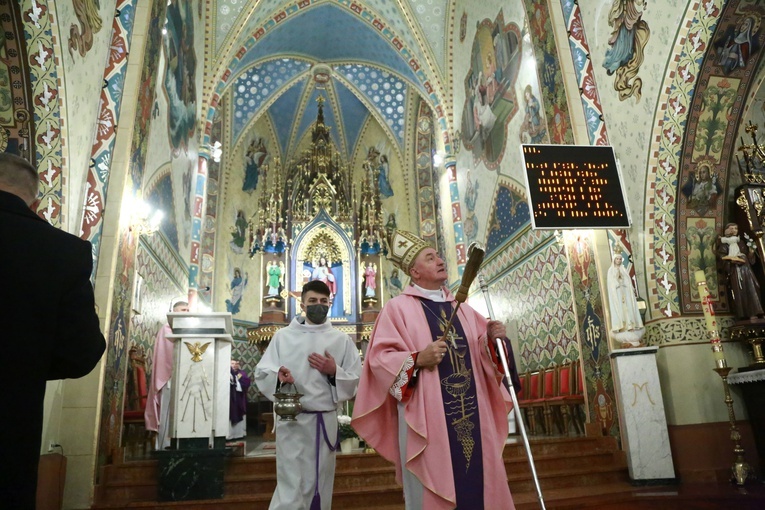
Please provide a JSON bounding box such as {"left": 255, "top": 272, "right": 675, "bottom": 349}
{"left": 536, "top": 367, "right": 557, "bottom": 435}
{"left": 566, "top": 360, "right": 586, "bottom": 435}
{"left": 547, "top": 363, "right": 577, "bottom": 435}
{"left": 518, "top": 371, "right": 545, "bottom": 435}
{"left": 122, "top": 345, "right": 152, "bottom": 458}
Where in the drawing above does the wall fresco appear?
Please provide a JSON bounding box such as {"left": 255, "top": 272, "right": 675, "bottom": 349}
{"left": 485, "top": 180, "right": 530, "bottom": 254}
{"left": 459, "top": 11, "right": 521, "bottom": 169}
{"left": 521, "top": 0, "right": 573, "bottom": 144}
{"left": 565, "top": 231, "right": 619, "bottom": 440}
{"left": 162, "top": 0, "right": 197, "bottom": 156}
{"left": 602, "top": 0, "right": 650, "bottom": 102}
{"left": 494, "top": 237, "right": 579, "bottom": 372}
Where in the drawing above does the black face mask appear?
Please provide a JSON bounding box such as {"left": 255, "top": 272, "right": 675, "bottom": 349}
{"left": 305, "top": 304, "right": 329, "bottom": 324}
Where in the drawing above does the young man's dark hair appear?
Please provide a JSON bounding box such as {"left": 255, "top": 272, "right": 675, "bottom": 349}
{"left": 302, "top": 279, "right": 331, "bottom": 299}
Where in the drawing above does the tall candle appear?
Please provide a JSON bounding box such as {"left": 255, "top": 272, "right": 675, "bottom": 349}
{"left": 694, "top": 270, "right": 727, "bottom": 368}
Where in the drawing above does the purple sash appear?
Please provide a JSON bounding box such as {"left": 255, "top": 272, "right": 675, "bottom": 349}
{"left": 421, "top": 299, "right": 484, "bottom": 509}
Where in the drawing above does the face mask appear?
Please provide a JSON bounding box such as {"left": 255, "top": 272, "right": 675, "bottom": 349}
{"left": 305, "top": 304, "right": 329, "bottom": 324}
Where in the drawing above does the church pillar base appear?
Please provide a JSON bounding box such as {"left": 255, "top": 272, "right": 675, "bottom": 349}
{"left": 155, "top": 439, "right": 228, "bottom": 501}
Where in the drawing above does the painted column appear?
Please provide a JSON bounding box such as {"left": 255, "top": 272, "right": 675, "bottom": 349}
{"left": 188, "top": 151, "right": 209, "bottom": 309}
{"left": 558, "top": 0, "right": 609, "bottom": 146}
{"left": 445, "top": 157, "right": 466, "bottom": 276}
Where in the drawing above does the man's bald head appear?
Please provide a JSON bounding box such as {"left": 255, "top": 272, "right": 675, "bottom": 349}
{"left": 0, "top": 153, "right": 38, "bottom": 206}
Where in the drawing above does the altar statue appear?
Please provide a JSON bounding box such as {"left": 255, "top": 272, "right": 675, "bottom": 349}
{"left": 364, "top": 262, "right": 377, "bottom": 299}
{"left": 311, "top": 256, "right": 337, "bottom": 296}
{"left": 717, "top": 222, "right": 764, "bottom": 320}
{"left": 266, "top": 260, "right": 283, "bottom": 297}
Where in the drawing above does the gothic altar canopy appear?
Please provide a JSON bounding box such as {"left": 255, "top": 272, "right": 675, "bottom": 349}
{"left": 248, "top": 97, "right": 387, "bottom": 348}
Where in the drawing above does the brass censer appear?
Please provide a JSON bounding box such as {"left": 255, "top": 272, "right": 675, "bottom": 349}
{"left": 273, "top": 383, "right": 303, "bottom": 421}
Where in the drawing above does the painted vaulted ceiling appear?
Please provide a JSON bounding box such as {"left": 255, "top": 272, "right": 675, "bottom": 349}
{"left": 209, "top": 0, "right": 451, "bottom": 161}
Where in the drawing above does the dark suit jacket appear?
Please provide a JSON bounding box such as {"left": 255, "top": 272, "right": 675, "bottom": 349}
{"left": 0, "top": 189, "right": 106, "bottom": 508}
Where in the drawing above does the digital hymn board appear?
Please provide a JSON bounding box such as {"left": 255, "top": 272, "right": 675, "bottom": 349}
{"left": 521, "top": 144, "right": 630, "bottom": 230}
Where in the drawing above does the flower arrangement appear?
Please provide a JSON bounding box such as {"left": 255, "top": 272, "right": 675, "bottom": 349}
{"left": 337, "top": 414, "right": 358, "bottom": 441}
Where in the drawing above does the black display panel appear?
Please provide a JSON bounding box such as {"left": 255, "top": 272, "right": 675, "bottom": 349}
{"left": 521, "top": 144, "right": 630, "bottom": 229}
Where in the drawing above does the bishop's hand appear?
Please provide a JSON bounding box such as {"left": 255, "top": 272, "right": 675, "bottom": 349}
{"left": 416, "top": 340, "right": 448, "bottom": 372}
{"left": 487, "top": 320, "right": 506, "bottom": 341}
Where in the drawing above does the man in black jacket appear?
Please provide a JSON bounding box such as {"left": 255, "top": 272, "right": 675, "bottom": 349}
{"left": 0, "top": 152, "right": 106, "bottom": 508}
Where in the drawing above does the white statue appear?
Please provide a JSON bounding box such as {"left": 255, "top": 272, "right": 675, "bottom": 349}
{"left": 607, "top": 254, "right": 644, "bottom": 347}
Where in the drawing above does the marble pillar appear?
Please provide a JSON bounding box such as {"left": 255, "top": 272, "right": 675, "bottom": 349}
{"left": 611, "top": 346, "right": 676, "bottom": 482}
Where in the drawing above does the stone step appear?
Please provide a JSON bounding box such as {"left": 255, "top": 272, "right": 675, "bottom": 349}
{"left": 508, "top": 464, "right": 630, "bottom": 494}
{"left": 503, "top": 435, "right": 618, "bottom": 457}
{"left": 93, "top": 484, "right": 406, "bottom": 509}
{"left": 505, "top": 449, "right": 624, "bottom": 476}
{"left": 93, "top": 436, "right": 628, "bottom": 508}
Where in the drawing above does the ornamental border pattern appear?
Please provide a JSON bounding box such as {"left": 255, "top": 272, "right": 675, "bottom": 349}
{"left": 21, "top": 0, "right": 63, "bottom": 227}
{"left": 80, "top": 0, "right": 137, "bottom": 279}
{"left": 415, "top": 101, "right": 437, "bottom": 246}
{"left": 559, "top": 0, "right": 608, "bottom": 146}
{"left": 644, "top": 1, "right": 725, "bottom": 319}
{"left": 644, "top": 315, "right": 735, "bottom": 346}
{"left": 481, "top": 226, "right": 553, "bottom": 283}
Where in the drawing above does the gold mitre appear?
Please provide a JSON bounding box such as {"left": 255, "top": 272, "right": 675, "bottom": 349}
{"left": 387, "top": 229, "right": 431, "bottom": 276}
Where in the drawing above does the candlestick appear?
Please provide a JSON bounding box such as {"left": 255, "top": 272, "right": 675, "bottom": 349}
{"left": 694, "top": 270, "right": 727, "bottom": 368}
{"left": 713, "top": 367, "right": 751, "bottom": 486}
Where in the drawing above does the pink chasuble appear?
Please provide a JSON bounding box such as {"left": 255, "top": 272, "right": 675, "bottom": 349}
{"left": 353, "top": 286, "right": 515, "bottom": 509}
{"left": 145, "top": 324, "right": 173, "bottom": 432}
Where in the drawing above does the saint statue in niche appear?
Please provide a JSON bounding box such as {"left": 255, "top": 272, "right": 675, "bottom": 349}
{"left": 303, "top": 255, "right": 343, "bottom": 318}
{"left": 266, "top": 260, "right": 284, "bottom": 298}
{"left": 363, "top": 262, "right": 377, "bottom": 299}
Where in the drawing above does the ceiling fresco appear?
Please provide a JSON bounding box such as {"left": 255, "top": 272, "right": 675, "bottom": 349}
{"left": 407, "top": 0, "right": 450, "bottom": 72}
{"left": 211, "top": 0, "right": 451, "bottom": 164}
{"left": 231, "top": 59, "right": 312, "bottom": 143}
{"left": 212, "top": 0, "right": 448, "bottom": 75}
{"left": 229, "top": 4, "right": 422, "bottom": 85}
{"left": 231, "top": 60, "right": 408, "bottom": 158}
